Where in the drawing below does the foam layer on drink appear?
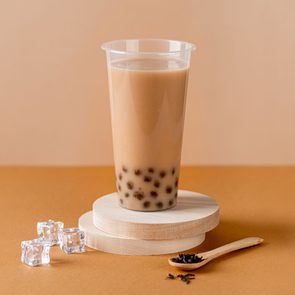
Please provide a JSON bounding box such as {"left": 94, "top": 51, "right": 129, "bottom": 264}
{"left": 108, "top": 57, "right": 189, "bottom": 211}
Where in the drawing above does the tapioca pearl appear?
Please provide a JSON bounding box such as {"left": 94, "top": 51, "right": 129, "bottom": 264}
{"left": 133, "top": 191, "right": 144, "bottom": 200}
{"left": 125, "top": 192, "right": 130, "bottom": 198}
{"left": 127, "top": 181, "right": 134, "bottom": 190}
{"left": 144, "top": 175, "right": 152, "bottom": 182}
{"left": 143, "top": 201, "right": 150, "bottom": 208}
{"left": 156, "top": 202, "right": 163, "bottom": 209}
{"left": 134, "top": 169, "right": 141, "bottom": 176}
{"left": 118, "top": 173, "right": 123, "bottom": 181}
{"left": 159, "top": 171, "right": 166, "bottom": 178}
{"left": 150, "top": 191, "right": 158, "bottom": 198}
{"left": 119, "top": 198, "right": 124, "bottom": 204}
{"left": 175, "top": 178, "right": 178, "bottom": 187}
{"left": 168, "top": 199, "right": 174, "bottom": 206}
{"left": 166, "top": 186, "right": 172, "bottom": 194}
{"left": 117, "top": 184, "right": 122, "bottom": 191}
{"left": 148, "top": 168, "right": 154, "bottom": 173}
{"left": 172, "top": 168, "right": 175, "bottom": 175}
{"left": 154, "top": 180, "right": 160, "bottom": 188}
{"left": 122, "top": 166, "right": 128, "bottom": 173}
{"left": 174, "top": 192, "right": 177, "bottom": 198}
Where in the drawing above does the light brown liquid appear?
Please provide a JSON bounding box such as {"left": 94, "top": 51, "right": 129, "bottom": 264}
{"left": 108, "top": 57, "right": 189, "bottom": 211}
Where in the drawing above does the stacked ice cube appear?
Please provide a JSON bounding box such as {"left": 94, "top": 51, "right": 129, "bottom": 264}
{"left": 21, "top": 220, "right": 86, "bottom": 267}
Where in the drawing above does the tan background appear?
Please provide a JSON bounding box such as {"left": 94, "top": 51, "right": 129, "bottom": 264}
{"left": 0, "top": 0, "right": 294, "bottom": 165}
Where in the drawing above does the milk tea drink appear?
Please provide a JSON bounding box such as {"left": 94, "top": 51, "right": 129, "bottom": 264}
{"left": 103, "top": 40, "right": 195, "bottom": 211}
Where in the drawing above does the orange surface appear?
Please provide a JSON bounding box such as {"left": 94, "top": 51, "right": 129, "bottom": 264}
{"left": 0, "top": 166, "right": 294, "bottom": 295}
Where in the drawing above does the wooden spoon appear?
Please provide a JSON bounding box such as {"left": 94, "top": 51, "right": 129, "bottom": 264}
{"left": 168, "top": 237, "right": 264, "bottom": 270}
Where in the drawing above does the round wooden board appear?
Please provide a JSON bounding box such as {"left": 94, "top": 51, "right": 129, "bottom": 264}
{"left": 79, "top": 211, "right": 206, "bottom": 255}
{"left": 92, "top": 190, "right": 219, "bottom": 240}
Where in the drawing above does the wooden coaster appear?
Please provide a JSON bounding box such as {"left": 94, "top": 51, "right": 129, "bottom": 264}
{"left": 92, "top": 190, "right": 219, "bottom": 240}
{"left": 79, "top": 211, "right": 206, "bottom": 255}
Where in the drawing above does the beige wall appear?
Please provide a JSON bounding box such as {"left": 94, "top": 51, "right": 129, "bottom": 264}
{"left": 0, "top": 0, "right": 294, "bottom": 165}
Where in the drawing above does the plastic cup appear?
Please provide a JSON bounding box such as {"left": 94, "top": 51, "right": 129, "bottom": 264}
{"left": 102, "top": 39, "right": 195, "bottom": 211}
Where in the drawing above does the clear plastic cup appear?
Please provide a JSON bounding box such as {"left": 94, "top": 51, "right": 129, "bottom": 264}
{"left": 102, "top": 39, "right": 196, "bottom": 211}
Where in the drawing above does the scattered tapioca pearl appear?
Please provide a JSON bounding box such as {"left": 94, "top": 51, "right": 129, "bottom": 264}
{"left": 127, "top": 181, "right": 134, "bottom": 190}
{"left": 175, "top": 178, "right": 178, "bottom": 187}
{"left": 169, "top": 199, "right": 174, "bottom": 206}
{"left": 156, "top": 202, "right": 163, "bottom": 209}
{"left": 154, "top": 180, "right": 160, "bottom": 188}
{"left": 133, "top": 191, "right": 144, "bottom": 200}
{"left": 159, "top": 171, "right": 166, "bottom": 178}
{"left": 143, "top": 201, "right": 150, "bottom": 208}
{"left": 150, "top": 191, "right": 158, "bottom": 198}
{"left": 148, "top": 168, "right": 154, "bottom": 173}
{"left": 134, "top": 169, "right": 141, "bottom": 176}
{"left": 122, "top": 166, "right": 128, "bottom": 173}
{"left": 166, "top": 186, "right": 172, "bottom": 194}
{"left": 118, "top": 184, "right": 122, "bottom": 191}
{"left": 172, "top": 168, "right": 175, "bottom": 175}
{"left": 118, "top": 173, "right": 122, "bottom": 181}
{"left": 125, "top": 192, "right": 130, "bottom": 198}
{"left": 120, "top": 199, "right": 123, "bottom": 204}
{"left": 144, "top": 176, "right": 152, "bottom": 182}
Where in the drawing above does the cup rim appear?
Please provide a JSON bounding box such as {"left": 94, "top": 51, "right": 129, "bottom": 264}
{"left": 101, "top": 38, "right": 196, "bottom": 55}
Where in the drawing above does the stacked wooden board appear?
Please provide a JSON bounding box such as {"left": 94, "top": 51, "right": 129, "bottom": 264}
{"left": 79, "top": 190, "right": 219, "bottom": 255}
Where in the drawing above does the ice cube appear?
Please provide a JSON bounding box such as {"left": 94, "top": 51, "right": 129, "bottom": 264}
{"left": 21, "top": 239, "right": 51, "bottom": 266}
{"left": 58, "top": 228, "right": 86, "bottom": 254}
{"left": 37, "top": 219, "right": 64, "bottom": 246}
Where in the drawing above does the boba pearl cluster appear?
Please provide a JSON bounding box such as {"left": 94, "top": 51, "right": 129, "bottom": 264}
{"left": 116, "top": 165, "right": 179, "bottom": 210}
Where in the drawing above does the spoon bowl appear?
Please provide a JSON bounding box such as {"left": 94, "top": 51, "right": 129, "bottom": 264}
{"left": 168, "top": 258, "right": 208, "bottom": 270}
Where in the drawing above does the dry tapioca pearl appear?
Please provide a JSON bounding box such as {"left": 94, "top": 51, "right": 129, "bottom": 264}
{"left": 127, "top": 181, "right": 134, "bottom": 190}
{"left": 144, "top": 176, "right": 152, "bottom": 182}
{"left": 166, "top": 186, "right": 172, "bottom": 194}
{"left": 172, "top": 168, "right": 175, "bottom": 175}
{"left": 118, "top": 184, "right": 122, "bottom": 191}
{"left": 118, "top": 173, "right": 122, "bottom": 181}
{"left": 148, "top": 168, "right": 154, "bottom": 173}
{"left": 122, "top": 166, "right": 128, "bottom": 173}
{"left": 156, "top": 202, "right": 163, "bottom": 209}
{"left": 150, "top": 191, "right": 158, "bottom": 198}
{"left": 143, "top": 201, "right": 150, "bottom": 208}
{"left": 125, "top": 192, "right": 130, "bottom": 198}
{"left": 134, "top": 169, "right": 141, "bottom": 175}
{"left": 159, "top": 171, "right": 166, "bottom": 178}
{"left": 169, "top": 199, "right": 174, "bottom": 206}
{"left": 133, "top": 191, "right": 144, "bottom": 200}
{"left": 175, "top": 178, "right": 178, "bottom": 187}
{"left": 154, "top": 180, "right": 160, "bottom": 188}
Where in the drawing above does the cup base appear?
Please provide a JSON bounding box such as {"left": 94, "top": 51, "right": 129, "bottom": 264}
{"left": 118, "top": 202, "right": 177, "bottom": 212}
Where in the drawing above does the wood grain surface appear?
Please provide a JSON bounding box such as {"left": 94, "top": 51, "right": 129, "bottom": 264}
{"left": 0, "top": 166, "right": 294, "bottom": 295}
{"left": 79, "top": 211, "right": 206, "bottom": 255}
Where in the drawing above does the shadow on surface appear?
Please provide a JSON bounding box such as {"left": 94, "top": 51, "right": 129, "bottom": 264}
{"left": 49, "top": 258, "right": 73, "bottom": 266}
{"left": 170, "top": 195, "right": 218, "bottom": 212}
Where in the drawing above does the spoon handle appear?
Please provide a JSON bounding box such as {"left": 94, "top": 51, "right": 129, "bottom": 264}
{"left": 200, "top": 237, "right": 264, "bottom": 260}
